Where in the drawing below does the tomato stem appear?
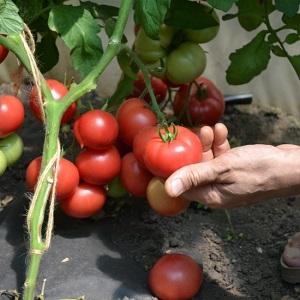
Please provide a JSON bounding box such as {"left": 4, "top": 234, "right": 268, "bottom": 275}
{"left": 158, "top": 123, "right": 178, "bottom": 142}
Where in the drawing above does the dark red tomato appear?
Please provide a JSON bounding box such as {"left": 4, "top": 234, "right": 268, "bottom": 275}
{"left": 0, "top": 45, "right": 9, "bottom": 63}
{"left": 115, "top": 138, "right": 132, "bottom": 157}
{"left": 26, "top": 156, "right": 80, "bottom": 200}
{"left": 148, "top": 253, "right": 203, "bottom": 300}
{"left": 60, "top": 182, "right": 106, "bottom": 218}
{"left": 75, "top": 146, "right": 121, "bottom": 185}
{"left": 30, "top": 79, "right": 77, "bottom": 124}
{"left": 173, "top": 76, "right": 225, "bottom": 126}
{"left": 0, "top": 95, "right": 24, "bottom": 138}
{"left": 146, "top": 177, "right": 189, "bottom": 216}
{"left": 144, "top": 125, "right": 203, "bottom": 178}
{"left": 73, "top": 110, "right": 118, "bottom": 149}
{"left": 132, "top": 126, "right": 157, "bottom": 168}
{"left": 116, "top": 98, "right": 157, "bottom": 146}
{"left": 120, "top": 152, "right": 153, "bottom": 197}
{"left": 131, "top": 72, "right": 167, "bottom": 103}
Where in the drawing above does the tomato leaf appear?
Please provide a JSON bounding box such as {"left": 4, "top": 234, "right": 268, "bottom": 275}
{"left": 78, "top": 1, "right": 119, "bottom": 21}
{"left": 165, "top": 0, "right": 218, "bottom": 30}
{"left": 48, "top": 5, "right": 103, "bottom": 78}
{"left": 0, "top": 0, "right": 24, "bottom": 34}
{"left": 285, "top": 32, "right": 299, "bottom": 44}
{"left": 226, "top": 31, "right": 271, "bottom": 84}
{"left": 206, "top": 0, "right": 237, "bottom": 12}
{"left": 282, "top": 14, "right": 300, "bottom": 32}
{"left": 271, "top": 45, "right": 286, "bottom": 57}
{"left": 275, "top": 0, "right": 300, "bottom": 17}
{"left": 36, "top": 33, "right": 59, "bottom": 73}
{"left": 134, "top": 0, "right": 171, "bottom": 39}
{"left": 290, "top": 55, "right": 300, "bottom": 79}
{"left": 236, "top": 0, "right": 274, "bottom": 31}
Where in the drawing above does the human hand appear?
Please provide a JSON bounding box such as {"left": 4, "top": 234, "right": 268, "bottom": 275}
{"left": 165, "top": 142, "right": 300, "bottom": 209}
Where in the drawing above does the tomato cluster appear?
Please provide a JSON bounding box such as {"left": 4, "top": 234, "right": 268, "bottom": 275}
{"left": 0, "top": 95, "right": 25, "bottom": 176}
{"left": 134, "top": 4, "right": 219, "bottom": 85}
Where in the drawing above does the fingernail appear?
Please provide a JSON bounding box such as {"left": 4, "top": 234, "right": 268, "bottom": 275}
{"left": 171, "top": 178, "right": 184, "bottom": 196}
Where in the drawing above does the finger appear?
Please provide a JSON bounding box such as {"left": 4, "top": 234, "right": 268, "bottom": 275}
{"left": 198, "top": 126, "right": 214, "bottom": 161}
{"left": 277, "top": 144, "right": 300, "bottom": 150}
{"left": 213, "top": 123, "right": 231, "bottom": 157}
{"left": 165, "top": 161, "right": 219, "bottom": 197}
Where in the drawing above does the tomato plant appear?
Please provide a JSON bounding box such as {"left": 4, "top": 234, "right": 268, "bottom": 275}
{"left": 0, "top": 45, "right": 9, "bottom": 63}
{"left": 144, "top": 125, "right": 203, "bottom": 178}
{"left": 73, "top": 109, "right": 118, "bottom": 150}
{"left": 26, "top": 156, "right": 80, "bottom": 200}
{"left": 173, "top": 76, "right": 225, "bottom": 126}
{"left": 30, "top": 79, "right": 76, "bottom": 124}
{"left": 0, "top": 133, "right": 23, "bottom": 166}
{"left": 116, "top": 98, "right": 157, "bottom": 146}
{"left": 130, "top": 72, "right": 168, "bottom": 103}
{"left": 120, "top": 152, "right": 153, "bottom": 197}
{"left": 0, "top": 95, "right": 24, "bottom": 138}
{"left": 75, "top": 147, "right": 121, "bottom": 185}
{"left": 60, "top": 182, "right": 106, "bottom": 218}
{"left": 146, "top": 177, "right": 189, "bottom": 216}
{"left": 148, "top": 253, "right": 203, "bottom": 300}
{"left": 107, "top": 176, "right": 128, "bottom": 198}
{"left": 0, "top": 150, "right": 7, "bottom": 176}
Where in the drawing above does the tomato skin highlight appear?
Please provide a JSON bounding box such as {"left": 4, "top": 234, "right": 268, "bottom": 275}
{"left": 60, "top": 182, "right": 106, "bottom": 218}
{"left": 74, "top": 109, "right": 118, "bottom": 150}
{"left": 120, "top": 152, "right": 153, "bottom": 197}
{"left": 0, "top": 45, "right": 9, "bottom": 63}
{"left": 75, "top": 146, "right": 121, "bottom": 185}
{"left": 0, "top": 95, "right": 25, "bottom": 138}
{"left": 173, "top": 76, "right": 225, "bottom": 126}
{"left": 148, "top": 253, "right": 203, "bottom": 300}
{"left": 116, "top": 98, "right": 157, "bottom": 146}
{"left": 26, "top": 156, "right": 80, "bottom": 200}
{"left": 146, "top": 177, "right": 189, "bottom": 216}
{"left": 144, "top": 126, "right": 203, "bottom": 179}
{"left": 131, "top": 72, "right": 168, "bottom": 104}
{"left": 30, "top": 79, "right": 76, "bottom": 124}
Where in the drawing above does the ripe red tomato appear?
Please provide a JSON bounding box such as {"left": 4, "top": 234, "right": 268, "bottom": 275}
{"left": 59, "top": 182, "right": 106, "bottom": 218}
{"left": 148, "top": 253, "right": 203, "bottom": 300}
{"left": 30, "top": 79, "right": 77, "bottom": 124}
{"left": 131, "top": 72, "right": 167, "bottom": 103}
{"left": 132, "top": 126, "right": 157, "bottom": 168}
{"left": 0, "top": 45, "right": 9, "bottom": 63}
{"left": 26, "top": 156, "right": 80, "bottom": 200}
{"left": 146, "top": 177, "right": 189, "bottom": 216}
{"left": 116, "top": 98, "right": 157, "bottom": 146}
{"left": 120, "top": 152, "right": 153, "bottom": 197}
{"left": 75, "top": 146, "right": 121, "bottom": 185}
{"left": 173, "top": 76, "right": 225, "bottom": 126}
{"left": 144, "top": 125, "right": 202, "bottom": 178}
{"left": 0, "top": 95, "right": 24, "bottom": 138}
{"left": 73, "top": 110, "right": 118, "bottom": 149}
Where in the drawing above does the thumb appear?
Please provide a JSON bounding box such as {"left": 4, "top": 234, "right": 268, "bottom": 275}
{"left": 165, "top": 161, "right": 219, "bottom": 197}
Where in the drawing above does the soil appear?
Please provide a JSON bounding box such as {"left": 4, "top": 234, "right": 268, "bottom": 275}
{"left": 1, "top": 85, "right": 300, "bottom": 300}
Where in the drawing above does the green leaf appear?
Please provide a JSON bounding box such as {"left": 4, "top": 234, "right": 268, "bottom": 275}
{"left": 282, "top": 14, "right": 300, "bottom": 32}
{"left": 79, "top": 1, "right": 119, "bottom": 21}
{"left": 275, "top": 0, "right": 300, "bottom": 17}
{"left": 36, "top": 33, "right": 59, "bottom": 73}
{"left": 236, "top": 0, "right": 269, "bottom": 31}
{"left": 267, "top": 33, "right": 277, "bottom": 44}
{"left": 48, "top": 5, "right": 103, "bottom": 78}
{"left": 290, "top": 55, "right": 300, "bottom": 79}
{"left": 165, "top": 0, "right": 219, "bottom": 30}
{"left": 0, "top": 0, "right": 23, "bottom": 34}
{"left": 207, "top": 0, "right": 236, "bottom": 12}
{"left": 222, "top": 13, "right": 238, "bottom": 21}
{"left": 271, "top": 45, "right": 286, "bottom": 57}
{"left": 285, "top": 32, "right": 299, "bottom": 44}
{"left": 134, "top": 0, "right": 170, "bottom": 39}
{"left": 226, "top": 31, "right": 271, "bottom": 85}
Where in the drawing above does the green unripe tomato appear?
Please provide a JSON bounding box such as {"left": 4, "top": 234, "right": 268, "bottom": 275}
{"left": 185, "top": 7, "right": 220, "bottom": 43}
{"left": 166, "top": 42, "right": 207, "bottom": 84}
{"left": 0, "top": 150, "right": 7, "bottom": 176}
{"left": 0, "top": 133, "right": 23, "bottom": 166}
{"left": 107, "top": 176, "right": 128, "bottom": 198}
{"left": 134, "top": 29, "right": 166, "bottom": 63}
{"left": 159, "top": 24, "right": 176, "bottom": 48}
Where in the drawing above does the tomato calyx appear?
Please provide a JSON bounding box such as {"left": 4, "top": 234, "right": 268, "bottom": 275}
{"left": 158, "top": 123, "right": 178, "bottom": 143}
{"left": 193, "top": 80, "right": 208, "bottom": 100}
